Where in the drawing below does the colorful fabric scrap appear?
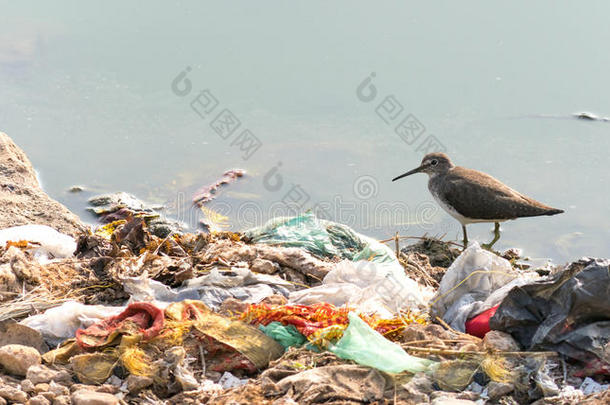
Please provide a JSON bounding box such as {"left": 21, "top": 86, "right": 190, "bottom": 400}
{"left": 75, "top": 302, "right": 164, "bottom": 349}
{"left": 240, "top": 303, "right": 425, "bottom": 344}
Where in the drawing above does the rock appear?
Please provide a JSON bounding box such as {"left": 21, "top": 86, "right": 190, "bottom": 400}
{"left": 71, "top": 389, "right": 119, "bottom": 405}
{"left": 0, "top": 384, "right": 28, "bottom": 402}
{"left": 28, "top": 394, "right": 51, "bottom": 405}
{"left": 21, "top": 379, "right": 35, "bottom": 393}
{"left": 35, "top": 383, "right": 50, "bottom": 393}
{"left": 487, "top": 381, "right": 514, "bottom": 400}
{"left": 0, "top": 132, "right": 85, "bottom": 236}
{"left": 126, "top": 374, "right": 153, "bottom": 394}
{"left": 39, "top": 391, "right": 57, "bottom": 402}
{"left": 403, "top": 373, "right": 435, "bottom": 395}
{"left": 483, "top": 331, "right": 521, "bottom": 352}
{"left": 251, "top": 258, "right": 279, "bottom": 274}
{"left": 53, "top": 395, "right": 71, "bottom": 405}
{"left": 401, "top": 324, "right": 427, "bottom": 342}
{"left": 424, "top": 324, "right": 454, "bottom": 340}
{"left": 0, "top": 323, "right": 48, "bottom": 353}
{"left": 431, "top": 398, "right": 477, "bottom": 405}
{"left": 48, "top": 381, "right": 70, "bottom": 397}
{"left": 27, "top": 365, "right": 61, "bottom": 385}
{"left": 260, "top": 294, "right": 288, "bottom": 306}
{"left": 0, "top": 344, "right": 41, "bottom": 376}
{"left": 0, "top": 396, "right": 5, "bottom": 405}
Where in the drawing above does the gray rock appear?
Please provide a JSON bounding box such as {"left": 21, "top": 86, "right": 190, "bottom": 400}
{"left": 0, "top": 132, "right": 85, "bottom": 236}
{"left": 126, "top": 374, "right": 153, "bottom": 394}
{"left": 430, "top": 397, "right": 477, "bottom": 405}
{"left": 0, "top": 384, "right": 28, "bottom": 402}
{"left": 28, "top": 394, "right": 51, "bottom": 405}
{"left": 487, "top": 381, "right": 514, "bottom": 400}
{"left": 21, "top": 379, "right": 35, "bottom": 393}
{"left": 53, "top": 396, "right": 71, "bottom": 405}
{"left": 483, "top": 330, "right": 521, "bottom": 352}
{"left": 71, "top": 389, "right": 119, "bottom": 405}
{"left": 27, "top": 365, "right": 61, "bottom": 385}
{"left": 48, "top": 381, "right": 70, "bottom": 397}
{"left": 0, "top": 344, "right": 41, "bottom": 376}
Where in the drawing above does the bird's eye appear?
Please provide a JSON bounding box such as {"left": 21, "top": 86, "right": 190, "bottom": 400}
{"left": 430, "top": 159, "right": 438, "bottom": 166}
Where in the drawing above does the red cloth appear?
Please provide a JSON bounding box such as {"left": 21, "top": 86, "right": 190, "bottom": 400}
{"left": 465, "top": 305, "right": 499, "bottom": 338}
{"left": 76, "top": 302, "right": 164, "bottom": 349}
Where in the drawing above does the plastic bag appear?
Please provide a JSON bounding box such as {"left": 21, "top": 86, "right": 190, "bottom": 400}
{"left": 259, "top": 322, "right": 307, "bottom": 350}
{"left": 490, "top": 258, "right": 610, "bottom": 369}
{"left": 329, "top": 312, "right": 435, "bottom": 374}
{"left": 0, "top": 225, "right": 76, "bottom": 263}
{"left": 430, "top": 242, "right": 537, "bottom": 332}
{"left": 244, "top": 212, "right": 397, "bottom": 264}
{"left": 123, "top": 267, "right": 294, "bottom": 310}
{"left": 290, "top": 260, "right": 430, "bottom": 316}
{"left": 20, "top": 301, "right": 124, "bottom": 347}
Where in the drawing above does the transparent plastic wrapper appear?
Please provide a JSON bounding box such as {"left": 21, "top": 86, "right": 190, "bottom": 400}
{"left": 431, "top": 242, "right": 537, "bottom": 331}
{"left": 329, "top": 312, "right": 435, "bottom": 374}
{"left": 20, "top": 301, "right": 124, "bottom": 347}
{"left": 290, "top": 260, "right": 431, "bottom": 317}
{"left": 123, "top": 267, "right": 294, "bottom": 310}
{"left": 0, "top": 225, "right": 76, "bottom": 263}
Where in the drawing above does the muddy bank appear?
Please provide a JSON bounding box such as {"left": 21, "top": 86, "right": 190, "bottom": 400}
{"left": 0, "top": 132, "right": 85, "bottom": 236}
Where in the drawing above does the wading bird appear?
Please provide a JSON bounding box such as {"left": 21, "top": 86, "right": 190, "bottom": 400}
{"left": 392, "top": 153, "right": 564, "bottom": 248}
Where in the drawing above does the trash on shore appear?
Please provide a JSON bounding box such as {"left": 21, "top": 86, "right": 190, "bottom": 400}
{"left": 0, "top": 210, "right": 607, "bottom": 404}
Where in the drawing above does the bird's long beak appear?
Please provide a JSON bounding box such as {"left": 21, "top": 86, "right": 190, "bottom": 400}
{"left": 392, "top": 164, "right": 427, "bottom": 182}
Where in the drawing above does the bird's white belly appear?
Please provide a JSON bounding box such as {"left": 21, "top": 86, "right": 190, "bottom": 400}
{"left": 430, "top": 193, "right": 508, "bottom": 225}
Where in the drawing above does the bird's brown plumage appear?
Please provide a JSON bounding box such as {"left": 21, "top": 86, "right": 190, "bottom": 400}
{"left": 431, "top": 166, "right": 564, "bottom": 220}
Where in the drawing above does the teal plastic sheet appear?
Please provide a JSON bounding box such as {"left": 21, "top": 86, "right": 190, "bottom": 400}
{"left": 329, "top": 313, "right": 435, "bottom": 374}
{"left": 244, "top": 212, "right": 397, "bottom": 264}
{"left": 259, "top": 321, "right": 307, "bottom": 350}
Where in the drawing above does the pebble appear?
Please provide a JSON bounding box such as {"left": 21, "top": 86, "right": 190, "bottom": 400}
{"left": 0, "top": 344, "right": 41, "bottom": 376}
{"left": 126, "top": 375, "right": 153, "bottom": 394}
{"left": 483, "top": 331, "right": 521, "bottom": 352}
{"left": 487, "top": 381, "right": 514, "bottom": 399}
{"left": 27, "top": 365, "right": 61, "bottom": 385}
{"left": 72, "top": 389, "right": 119, "bottom": 405}
{"left": 52, "top": 395, "right": 71, "bottom": 405}
{"left": 28, "top": 394, "right": 51, "bottom": 405}
{"left": 430, "top": 398, "right": 477, "bottom": 405}
{"left": 0, "top": 384, "right": 28, "bottom": 402}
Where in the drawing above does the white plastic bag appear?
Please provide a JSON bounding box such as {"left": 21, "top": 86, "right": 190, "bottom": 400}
{"left": 0, "top": 225, "right": 76, "bottom": 263}
{"left": 431, "top": 242, "right": 538, "bottom": 331}
{"left": 20, "top": 301, "right": 124, "bottom": 346}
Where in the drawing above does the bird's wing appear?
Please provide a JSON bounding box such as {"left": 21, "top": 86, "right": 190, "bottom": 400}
{"left": 440, "top": 167, "right": 557, "bottom": 220}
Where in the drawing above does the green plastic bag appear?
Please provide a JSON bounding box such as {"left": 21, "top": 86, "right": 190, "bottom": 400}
{"left": 244, "top": 212, "right": 397, "bottom": 264}
{"left": 329, "top": 312, "right": 435, "bottom": 374}
{"left": 259, "top": 322, "right": 307, "bottom": 350}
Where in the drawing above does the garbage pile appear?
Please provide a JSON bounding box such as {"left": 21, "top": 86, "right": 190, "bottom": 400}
{"left": 0, "top": 212, "right": 607, "bottom": 405}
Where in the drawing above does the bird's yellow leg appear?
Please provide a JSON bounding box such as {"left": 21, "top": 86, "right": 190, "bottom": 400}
{"left": 482, "top": 222, "right": 501, "bottom": 249}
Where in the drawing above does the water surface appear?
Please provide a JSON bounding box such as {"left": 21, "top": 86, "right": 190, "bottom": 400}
{"left": 1, "top": 2, "right": 609, "bottom": 263}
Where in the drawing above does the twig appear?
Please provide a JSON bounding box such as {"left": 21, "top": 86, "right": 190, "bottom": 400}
{"left": 402, "top": 346, "right": 557, "bottom": 357}
{"left": 435, "top": 317, "right": 482, "bottom": 342}
{"left": 394, "top": 232, "right": 400, "bottom": 259}
{"left": 403, "top": 339, "right": 476, "bottom": 345}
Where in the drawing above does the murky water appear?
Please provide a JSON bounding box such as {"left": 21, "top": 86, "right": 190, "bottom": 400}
{"left": 1, "top": 2, "right": 609, "bottom": 263}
